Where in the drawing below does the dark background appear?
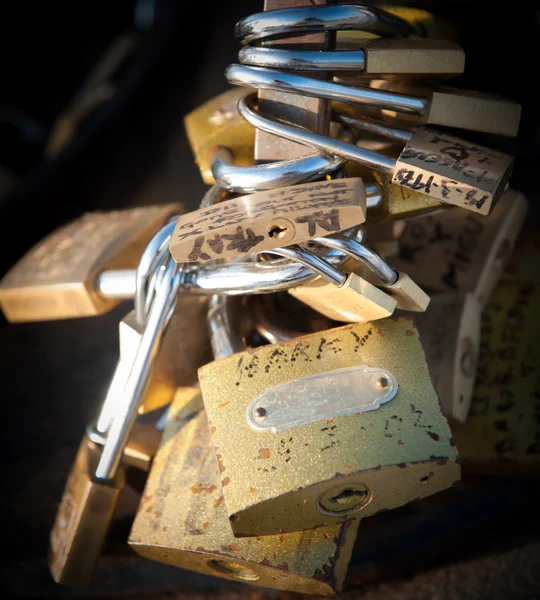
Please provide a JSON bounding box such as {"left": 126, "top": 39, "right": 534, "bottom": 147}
{"left": 0, "top": 1, "right": 539, "bottom": 598}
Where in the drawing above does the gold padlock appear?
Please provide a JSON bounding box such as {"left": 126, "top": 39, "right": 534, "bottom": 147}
{"left": 0, "top": 204, "right": 181, "bottom": 322}
{"left": 170, "top": 178, "right": 367, "bottom": 264}
{"left": 369, "top": 79, "right": 522, "bottom": 138}
{"left": 389, "top": 189, "right": 528, "bottom": 305}
{"left": 129, "top": 391, "right": 360, "bottom": 596}
{"left": 415, "top": 292, "right": 482, "bottom": 423}
{"left": 199, "top": 317, "right": 460, "bottom": 537}
{"left": 451, "top": 282, "right": 540, "bottom": 477}
{"left": 119, "top": 297, "right": 213, "bottom": 414}
{"left": 185, "top": 87, "right": 255, "bottom": 185}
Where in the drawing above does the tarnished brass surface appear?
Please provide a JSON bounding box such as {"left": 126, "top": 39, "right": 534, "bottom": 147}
{"left": 392, "top": 129, "right": 514, "bottom": 215}
{"left": 289, "top": 273, "right": 397, "bottom": 323}
{"left": 415, "top": 292, "right": 482, "bottom": 423}
{"left": 119, "top": 297, "right": 212, "bottom": 414}
{"left": 381, "top": 6, "right": 460, "bottom": 43}
{"left": 371, "top": 80, "right": 522, "bottom": 137}
{"left": 49, "top": 437, "right": 124, "bottom": 586}
{"left": 170, "top": 179, "right": 366, "bottom": 264}
{"left": 184, "top": 87, "right": 255, "bottom": 185}
{"left": 0, "top": 204, "right": 181, "bottom": 322}
{"left": 129, "top": 395, "right": 359, "bottom": 596}
{"left": 199, "top": 318, "right": 460, "bottom": 537}
{"left": 389, "top": 190, "right": 528, "bottom": 304}
{"left": 451, "top": 282, "right": 540, "bottom": 477}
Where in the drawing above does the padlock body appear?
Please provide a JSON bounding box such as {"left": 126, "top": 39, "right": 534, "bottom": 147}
{"left": 199, "top": 318, "right": 460, "bottom": 536}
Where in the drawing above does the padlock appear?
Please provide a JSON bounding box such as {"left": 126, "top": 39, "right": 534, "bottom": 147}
{"left": 185, "top": 87, "right": 255, "bottom": 185}
{"left": 199, "top": 316, "right": 460, "bottom": 537}
{"left": 0, "top": 204, "right": 181, "bottom": 322}
{"left": 130, "top": 398, "right": 359, "bottom": 596}
{"left": 389, "top": 189, "right": 528, "bottom": 305}
{"left": 244, "top": 38, "right": 465, "bottom": 80}
{"left": 234, "top": 93, "right": 515, "bottom": 216}
{"left": 451, "top": 282, "right": 540, "bottom": 477}
{"left": 280, "top": 245, "right": 398, "bottom": 324}
{"left": 119, "top": 297, "right": 213, "bottom": 414}
{"left": 414, "top": 293, "right": 482, "bottom": 423}
{"left": 170, "top": 178, "right": 366, "bottom": 264}
{"left": 369, "top": 79, "right": 522, "bottom": 138}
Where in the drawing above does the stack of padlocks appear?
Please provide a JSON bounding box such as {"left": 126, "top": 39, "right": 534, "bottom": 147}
{"left": 1, "top": 2, "right": 538, "bottom": 596}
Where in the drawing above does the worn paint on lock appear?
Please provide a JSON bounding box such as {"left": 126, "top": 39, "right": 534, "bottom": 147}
{"left": 392, "top": 129, "right": 514, "bottom": 215}
{"left": 451, "top": 282, "right": 540, "bottom": 477}
{"left": 0, "top": 204, "right": 181, "bottom": 322}
{"left": 389, "top": 189, "right": 528, "bottom": 304}
{"left": 170, "top": 179, "right": 366, "bottom": 263}
{"left": 199, "top": 317, "right": 460, "bottom": 537}
{"left": 129, "top": 396, "right": 359, "bottom": 596}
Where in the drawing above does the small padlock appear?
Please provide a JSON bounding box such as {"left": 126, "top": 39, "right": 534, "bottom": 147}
{"left": 234, "top": 93, "right": 515, "bottom": 216}
{"left": 169, "top": 178, "right": 367, "bottom": 264}
{"left": 119, "top": 297, "right": 213, "bottom": 414}
{"left": 414, "top": 292, "right": 482, "bottom": 423}
{"left": 199, "top": 316, "right": 460, "bottom": 537}
{"left": 451, "top": 281, "right": 540, "bottom": 477}
{"left": 389, "top": 189, "right": 528, "bottom": 305}
{"left": 0, "top": 204, "right": 181, "bottom": 322}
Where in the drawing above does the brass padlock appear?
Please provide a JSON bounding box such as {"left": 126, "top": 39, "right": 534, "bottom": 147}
{"left": 129, "top": 392, "right": 360, "bottom": 596}
{"left": 199, "top": 317, "right": 460, "bottom": 537}
{"left": 185, "top": 87, "right": 255, "bottom": 185}
{"left": 169, "top": 178, "right": 367, "bottom": 264}
{"left": 381, "top": 5, "right": 460, "bottom": 43}
{"left": 414, "top": 293, "right": 482, "bottom": 423}
{"left": 389, "top": 189, "right": 528, "bottom": 305}
{"left": 451, "top": 282, "right": 540, "bottom": 477}
{"left": 0, "top": 204, "right": 181, "bottom": 322}
{"left": 119, "top": 297, "right": 213, "bottom": 414}
{"left": 369, "top": 79, "right": 522, "bottom": 137}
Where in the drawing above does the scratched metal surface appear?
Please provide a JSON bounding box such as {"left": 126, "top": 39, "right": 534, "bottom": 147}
{"left": 1, "top": 0, "right": 539, "bottom": 598}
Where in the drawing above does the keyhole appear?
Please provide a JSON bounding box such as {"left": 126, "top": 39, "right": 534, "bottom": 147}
{"left": 268, "top": 225, "right": 288, "bottom": 239}
{"left": 318, "top": 484, "right": 372, "bottom": 515}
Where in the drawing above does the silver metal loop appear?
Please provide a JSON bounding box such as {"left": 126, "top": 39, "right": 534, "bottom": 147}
{"left": 235, "top": 4, "right": 414, "bottom": 45}
{"left": 263, "top": 245, "right": 347, "bottom": 287}
{"left": 226, "top": 65, "right": 427, "bottom": 116}
{"left": 207, "top": 295, "right": 245, "bottom": 360}
{"left": 238, "top": 92, "right": 395, "bottom": 175}
{"left": 314, "top": 233, "right": 398, "bottom": 285}
{"left": 333, "top": 108, "right": 413, "bottom": 144}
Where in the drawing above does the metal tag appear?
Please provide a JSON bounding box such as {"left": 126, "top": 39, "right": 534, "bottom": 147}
{"left": 246, "top": 365, "right": 398, "bottom": 433}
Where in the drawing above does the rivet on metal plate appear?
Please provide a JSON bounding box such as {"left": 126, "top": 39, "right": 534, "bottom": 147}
{"left": 246, "top": 365, "right": 398, "bottom": 433}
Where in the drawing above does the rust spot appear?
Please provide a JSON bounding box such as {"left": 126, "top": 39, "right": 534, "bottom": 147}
{"left": 271, "top": 576, "right": 277, "bottom": 581}
{"left": 218, "top": 401, "right": 231, "bottom": 409}
{"left": 210, "top": 426, "right": 216, "bottom": 435}
{"left": 216, "top": 454, "right": 226, "bottom": 474}
{"left": 280, "top": 535, "right": 285, "bottom": 542}
{"left": 154, "top": 510, "right": 162, "bottom": 519}
{"left": 397, "top": 440, "right": 404, "bottom": 445}
{"left": 229, "top": 544, "right": 241, "bottom": 552}
{"left": 190, "top": 484, "right": 217, "bottom": 494}
{"left": 325, "top": 418, "right": 335, "bottom": 425}
{"left": 203, "top": 522, "right": 210, "bottom": 529}
{"left": 301, "top": 556, "right": 306, "bottom": 561}
{"left": 260, "top": 558, "right": 271, "bottom": 566}
{"left": 162, "top": 526, "right": 167, "bottom": 532}
{"left": 258, "top": 448, "right": 272, "bottom": 459}
{"left": 214, "top": 496, "right": 225, "bottom": 508}
{"left": 405, "top": 330, "right": 415, "bottom": 336}
{"left": 323, "top": 532, "right": 330, "bottom": 539}
{"left": 222, "top": 477, "right": 230, "bottom": 487}
{"left": 277, "top": 561, "right": 290, "bottom": 571}
{"left": 196, "top": 546, "right": 206, "bottom": 552}
{"left": 397, "top": 462, "right": 408, "bottom": 469}
{"left": 377, "top": 329, "right": 386, "bottom": 337}
{"left": 250, "top": 488, "right": 257, "bottom": 494}
{"left": 256, "top": 536, "right": 263, "bottom": 541}
{"left": 145, "top": 505, "right": 153, "bottom": 513}
{"left": 427, "top": 431, "right": 440, "bottom": 441}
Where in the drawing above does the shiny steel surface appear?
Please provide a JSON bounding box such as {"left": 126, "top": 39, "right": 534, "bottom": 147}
{"left": 333, "top": 109, "right": 413, "bottom": 144}
{"left": 226, "top": 65, "right": 428, "bottom": 115}
{"left": 240, "top": 46, "right": 367, "bottom": 72}
{"left": 207, "top": 295, "right": 245, "bottom": 360}
{"left": 315, "top": 234, "right": 398, "bottom": 285}
{"left": 238, "top": 93, "right": 396, "bottom": 174}
{"left": 235, "top": 4, "right": 414, "bottom": 44}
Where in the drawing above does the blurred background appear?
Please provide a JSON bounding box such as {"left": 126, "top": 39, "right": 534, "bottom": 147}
{"left": 0, "top": 1, "right": 539, "bottom": 598}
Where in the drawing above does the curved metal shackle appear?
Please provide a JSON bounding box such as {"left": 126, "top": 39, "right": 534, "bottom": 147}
{"left": 207, "top": 295, "right": 246, "bottom": 360}
{"left": 333, "top": 108, "right": 413, "bottom": 144}
{"left": 262, "top": 245, "right": 348, "bottom": 288}
{"left": 314, "top": 233, "right": 398, "bottom": 285}
{"left": 237, "top": 93, "right": 396, "bottom": 175}
{"left": 235, "top": 4, "right": 414, "bottom": 45}
{"left": 134, "top": 218, "right": 177, "bottom": 325}
{"left": 226, "top": 65, "right": 428, "bottom": 116}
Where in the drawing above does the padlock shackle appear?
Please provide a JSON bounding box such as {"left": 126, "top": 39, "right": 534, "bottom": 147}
{"left": 207, "top": 295, "right": 246, "bottom": 360}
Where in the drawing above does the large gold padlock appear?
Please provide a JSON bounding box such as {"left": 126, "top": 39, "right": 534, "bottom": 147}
{"left": 129, "top": 389, "right": 360, "bottom": 596}
{"left": 119, "top": 297, "right": 213, "bottom": 414}
{"left": 389, "top": 189, "right": 528, "bottom": 304}
{"left": 451, "top": 282, "right": 540, "bottom": 477}
{"left": 185, "top": 87, "right": 255, "bottom": 185}
{"left": 0, "top": 204, "right": 181, "bottom": 322}
{"left": 199, "top": 317, "right": 460, "bottom": 537}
